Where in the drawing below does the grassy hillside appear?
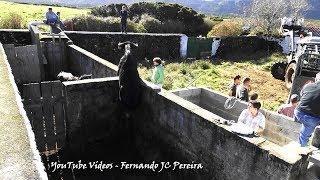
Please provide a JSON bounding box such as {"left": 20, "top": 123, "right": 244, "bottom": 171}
{"left": 0, "top": 0, "right": 88, "bottom": 28}
{"left": 139, "top": 54, "right": 289, "bottom": 111}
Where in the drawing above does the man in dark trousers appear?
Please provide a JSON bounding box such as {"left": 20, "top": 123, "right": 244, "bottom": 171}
{"left": 294, "top": 72, "right": 320, "bottom": 147}
{"left": 117, "top": 41, "right": 141, "bottom": 109}
{"left": 119, "top": 5, "right": 128, "bottom": 33}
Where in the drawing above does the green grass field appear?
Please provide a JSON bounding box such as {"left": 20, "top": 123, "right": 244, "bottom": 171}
{"left": 139, "top": 54, "right": 289, "bottom": 111}
{"left": 0, "top": 0, "right": 88, "bottom": 28}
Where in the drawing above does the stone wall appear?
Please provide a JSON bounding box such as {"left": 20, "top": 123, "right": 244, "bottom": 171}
{"left": 67, "top": 45, "right": 118, "bottom": 78}
{"left": 215, "top": 36, "right": 283, "bottom": 60}
{"left": 137, "top": 85, "right": 309, "bottom": 179}
{"left": 65, "top": 31, "right": 182, "bottom": 65}
{"left": 0, "top": 29, "right": 31, "bottom": 46}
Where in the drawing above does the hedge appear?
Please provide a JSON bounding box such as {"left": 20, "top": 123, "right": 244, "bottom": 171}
{"left": 90, "top": 2, "right": 209, "bottom": 36}
{"left": 65, "top": 32, "right": 182, "bottom": 65}
{"left": 66, "top": 15, "right": 146, "bottom": 33}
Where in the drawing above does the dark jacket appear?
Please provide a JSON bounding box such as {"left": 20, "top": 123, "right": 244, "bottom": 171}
{"left": 119, "top": 10, "right": 128, "bottom": 22}
{"left": 297, "top": 81, "right": 320, "bottom": 117}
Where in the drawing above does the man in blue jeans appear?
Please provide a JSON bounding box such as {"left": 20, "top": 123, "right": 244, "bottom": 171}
{"left": 294, "top": 72, "right": 320, "bottom": 146}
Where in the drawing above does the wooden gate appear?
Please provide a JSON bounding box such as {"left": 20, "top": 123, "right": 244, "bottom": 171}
{"left": 22, "top": 81, "right": 66, "bottom": 155}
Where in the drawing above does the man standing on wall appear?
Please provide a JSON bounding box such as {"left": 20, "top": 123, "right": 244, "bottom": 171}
{"left": 119, "top": 5, "right": 128, "bottom": 33}
{"left": 294, "top": 73, "right": 320, "bottom": 147}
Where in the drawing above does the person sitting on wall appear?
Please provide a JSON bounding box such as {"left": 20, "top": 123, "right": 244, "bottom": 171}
{"left": 236, "top": 77, "right": 251, "bottom": 102}
{"left": 294, "top": 73, "right": 320, "bottom": 147}
{"left": 56, "top": 12, "right": 66, "bottom": 30}
{"left": 236, "top": 100, "right": 266, "bottom": 135}
{"left": 45, "top": 8, "right": 58, "bottom": 25}
{"left": 277, "top": 94, "right": 299, "bottom": 118}
{"left": 151, "top": 57, "right": 165, "bottom": 89}
{"left": 250, "top": 93, "right": 259, "bottom": 101}
{"left": 228, "top": 75, "right": 241, "bottom": 97}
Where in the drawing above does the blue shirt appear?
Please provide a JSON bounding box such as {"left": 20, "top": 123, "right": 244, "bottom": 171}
{"left": 46, "top": 12, "right": 58, "bottom": 22}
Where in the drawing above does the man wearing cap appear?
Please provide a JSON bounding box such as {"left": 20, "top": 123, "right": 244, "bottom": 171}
{"left": 278, "top": 94, "right": 299, "bottom": 118}
{"left": 294, "top": 72, "right": 320, "bottom": 147}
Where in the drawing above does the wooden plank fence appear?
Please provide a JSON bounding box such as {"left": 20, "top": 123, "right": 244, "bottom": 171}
{"left": 3, "top": 44, "right": 41, "bottom": 85}
{"left": 22, "top": 81, "right": 66, "bottom": 155}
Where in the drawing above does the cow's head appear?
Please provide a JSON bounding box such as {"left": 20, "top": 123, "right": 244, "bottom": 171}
{"left": 118, "top": 41, "right": 138, "bottom": 55}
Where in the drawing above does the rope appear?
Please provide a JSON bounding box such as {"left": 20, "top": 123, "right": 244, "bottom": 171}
{"left": 224, "top": 96, "right": 239, "bottom": 110}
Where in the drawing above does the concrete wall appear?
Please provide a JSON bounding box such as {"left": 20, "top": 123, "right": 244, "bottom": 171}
{"left": 67, "top": 45, "right": 118, "bottom": 78}
{"left": 60, "top": 76, "right": 309, "bottom": 179}
{"left": 65, "top": 31, "right": 182, "bottom": 65}
{"left": 137, "top": 86, "right": 308, "bottom": 179}
{"left": 173, "top": 87, "right": 301, "bottom": 146}
{"left": 63, "top": 77, "right": 120, "bottom": 153}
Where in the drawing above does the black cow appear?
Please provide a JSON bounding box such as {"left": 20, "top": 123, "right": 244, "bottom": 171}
{"left": 117, "top": 41, "right": 142, "bottom": 109}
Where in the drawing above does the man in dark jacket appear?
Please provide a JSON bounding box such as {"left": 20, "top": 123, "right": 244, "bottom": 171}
{"left": 117, "top": 41, "right": 141, "bottom": 109}
{"left": 119, "top": 5, "right": 128, "bottom": 33}
{"left": 294, "top": 72, "right": 320, "bottom": 146}
{"left": 228, "top": 75, "right": 241, "bottom": 97}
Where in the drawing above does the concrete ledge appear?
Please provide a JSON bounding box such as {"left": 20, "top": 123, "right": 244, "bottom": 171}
{"left": 65, "top": 31, "right": 184, "bottom": 37}
{"left": 0, "top": 29, "right": 30, "bottom": 32}
{"left": 0, "top": 43, "right": 46, "bottom": 179}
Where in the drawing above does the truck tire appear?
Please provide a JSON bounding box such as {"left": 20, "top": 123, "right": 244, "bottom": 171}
{"left": 271, "top": 62, "right": 287, "bottom": 81}
{"left": 285, "top": 62, "right": 296, "bottom": 89}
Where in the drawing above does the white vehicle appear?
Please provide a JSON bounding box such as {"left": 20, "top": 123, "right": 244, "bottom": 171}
{"left": 271, "top": 18, "right": 320, "bottom": 90}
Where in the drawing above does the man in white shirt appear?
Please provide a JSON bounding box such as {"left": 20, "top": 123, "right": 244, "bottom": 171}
{"left": 238, "top": 100, "right": 266, "bottom": 134}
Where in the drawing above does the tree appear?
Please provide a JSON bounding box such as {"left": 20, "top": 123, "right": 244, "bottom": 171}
{"left": 248, "top": 0, "right": 310, "bottom": 34}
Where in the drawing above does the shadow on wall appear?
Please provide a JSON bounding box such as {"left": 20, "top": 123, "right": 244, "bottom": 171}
{"left": 65, "top": 32, "right": 182, "bottom": 65}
